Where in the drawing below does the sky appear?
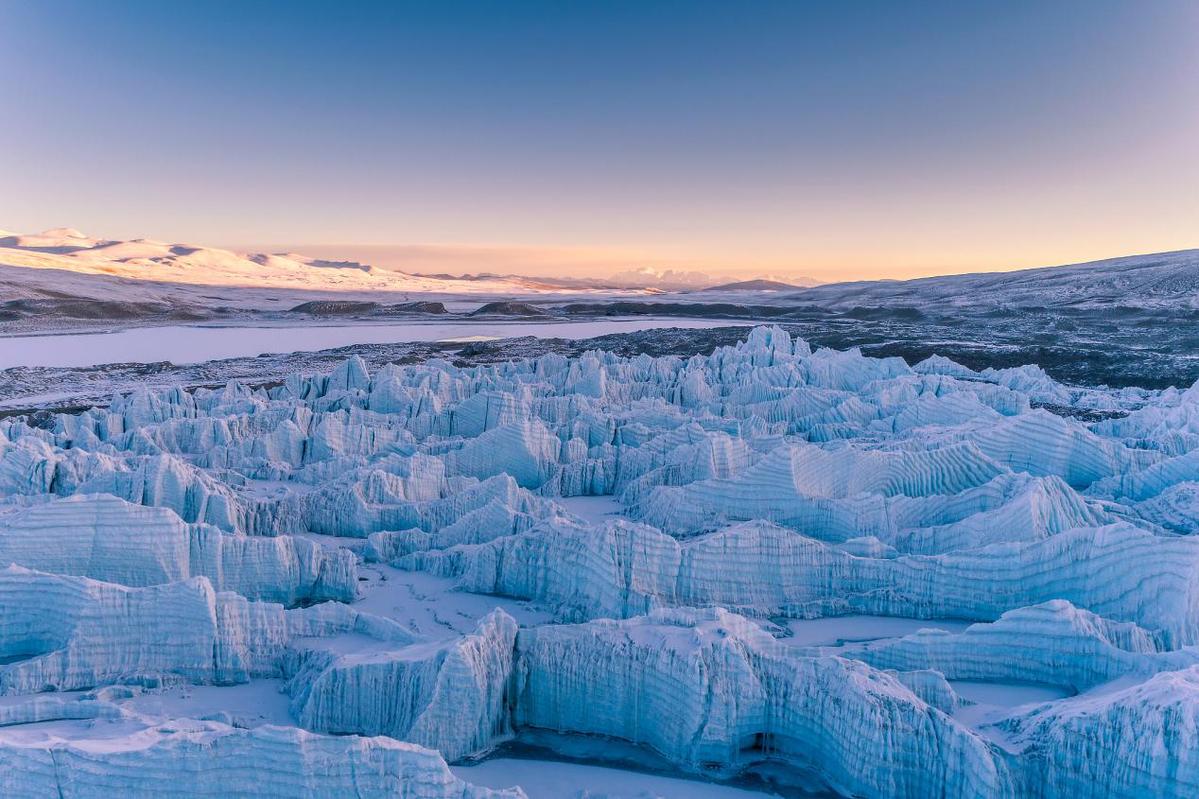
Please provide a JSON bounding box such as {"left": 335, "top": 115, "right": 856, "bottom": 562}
{"left": 2, "top": 0, "right": 1197, "bottom": 282}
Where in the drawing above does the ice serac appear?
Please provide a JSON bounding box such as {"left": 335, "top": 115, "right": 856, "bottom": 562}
{"left": 834, "top": 600, "right": 1199, "bottom": 692}
{"left": 0, "top": 494, "right": 357, "bottom": 604}
{"left": 287, "top": 609, "right": 517, "bottom": 761}
{"left": 0, "top": 566, "right": 237, "bottom": 693}
{"left": 409, "top": 517, "right": 1199, "bottom": 643}
{"left": 402, "top": 517, "right": 680, "bottom": 621}
{"left": 0, "top": 565, "right": 407, "bottom": 693}
{"left": 635, "top": 441, "right": 1010, "bottom": 537}
{"left": 0, "top": 721, "right": 525, "bottom": 798}
{"left": 444, "top": 420, "right": 561, "bottom": 488}
{"left": 512, "top": 608, "right": 1004, "bottom": 798}
{"left": 999, "top": 667, "right": 1199, "bottom": 799}
{"left": 882, "top": 473, "right": 1111, "bottom": 554}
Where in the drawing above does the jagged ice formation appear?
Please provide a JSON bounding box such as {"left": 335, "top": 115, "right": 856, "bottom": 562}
{"left": 1, "top": 326, "right": 1198, "bottom": 796}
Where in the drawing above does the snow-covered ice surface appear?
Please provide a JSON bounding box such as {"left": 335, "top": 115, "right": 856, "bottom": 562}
{"left": 0, "top": 227, "right": 608, "bottom": 308}
{"left": 5, "top": 324, "right": 1199, "bottom": 796}
{"left": 452, "top": 757, "right": 791, "bottom": 798}
{"left": 782, "top": 616, "right": 974, "bottom": 647}
{"left": 0, "top": 227, "right": 759, "bottom": 314}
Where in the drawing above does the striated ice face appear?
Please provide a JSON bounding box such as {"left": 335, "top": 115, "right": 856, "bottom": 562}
{"left": 2, "top": 325, "right": 1199, "bottom": 797}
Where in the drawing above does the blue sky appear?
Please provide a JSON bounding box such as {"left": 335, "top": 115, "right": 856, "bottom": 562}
{"left": 2, "top": 0, "right": 1196, "bottom": 279}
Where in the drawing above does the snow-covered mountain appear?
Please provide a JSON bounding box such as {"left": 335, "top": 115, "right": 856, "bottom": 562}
{"left": 0, "top": 228, "right": 820, "bottom": 308}
{"left": 602, "top": 265, "right": 723, "bottom": 290}
{"left": 782, "top": 248, "right": 1199, "bottom": 310}
{"left": 0, "top": 227, "right": 550, "bottom": 300}
{"left": 6, "top": 227, "right": 1196, "bottom": 324}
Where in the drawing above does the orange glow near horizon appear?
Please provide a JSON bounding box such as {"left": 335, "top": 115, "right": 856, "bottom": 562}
{"left": 253, "top": 224, "right": 1199, "bottom": 284}
{"left": 3, "top": 2, "right": 1197, "bottom": 285}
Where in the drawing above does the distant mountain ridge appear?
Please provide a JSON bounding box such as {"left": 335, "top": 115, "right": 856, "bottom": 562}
{"left": 780, "top": 248, "right": 1199, "bottom": 310}
{"left": 0, "top": 228, "right": 537, "bottom": 295}
{"left": 3, "top": 227, "right": 1197, "bottom": 319}
{"left": 410, "top": 268, "right": 822, "bottom": 292}
{"left": 700, "top": 279, "right": 805, "bottom": 292}
{"left": 0, "top": 227, "right": 816, "bottom": 296}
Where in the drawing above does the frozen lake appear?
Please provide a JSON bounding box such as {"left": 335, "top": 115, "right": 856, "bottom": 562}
{"left": 0, "top": 318, "right": 750, "bottom": 369}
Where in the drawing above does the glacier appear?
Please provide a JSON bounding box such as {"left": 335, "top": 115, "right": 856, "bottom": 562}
{"left": 1, "top": 325, "right": 1199, "bottom": 796}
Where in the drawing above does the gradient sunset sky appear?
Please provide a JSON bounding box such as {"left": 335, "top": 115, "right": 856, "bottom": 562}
{"left": 3, "top": 0, "right": 1197, "bottom": 281}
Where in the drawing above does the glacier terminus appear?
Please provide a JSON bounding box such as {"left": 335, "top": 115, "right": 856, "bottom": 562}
{"left": 1, "top": 325, "right": 1198, "bottom": 797}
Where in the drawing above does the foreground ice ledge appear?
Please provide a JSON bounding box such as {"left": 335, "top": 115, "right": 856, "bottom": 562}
{"left": 512, "top": 606, "right": 1003, "bottom": 797}
{"left": 0, "top": 719, "right": 524, "bottom": 798}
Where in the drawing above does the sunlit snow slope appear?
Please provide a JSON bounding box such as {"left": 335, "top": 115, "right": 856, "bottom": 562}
{"left": 0, "top": 227, "right": 596, "bottom": 318}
